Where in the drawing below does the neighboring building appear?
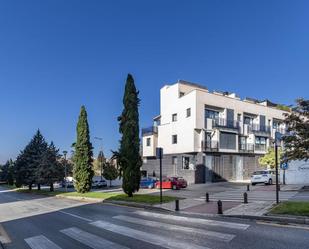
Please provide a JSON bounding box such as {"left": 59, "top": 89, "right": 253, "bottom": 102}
{"left": 141, "top": 80, "right": 289, "bottom": 184}
{"left": 280, "top": 161, "right": 309, "bottom": 185}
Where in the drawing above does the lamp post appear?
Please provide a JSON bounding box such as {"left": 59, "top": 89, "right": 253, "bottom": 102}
{"left": 63, "top": 150, "right": 68, "bottom": 192}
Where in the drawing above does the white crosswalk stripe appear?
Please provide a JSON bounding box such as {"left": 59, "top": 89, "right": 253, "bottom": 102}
{"left": 91, "top": 220, "right": 211, "bottom": 249}
{"left": 61, "top": 227, "right": 128, "bottom": 249}
{"left": 25, "top": 235, "right": 62, "bottom": 249}
{"left": 134, "top": 210, "right": 250, "bottom": 230}
{"left": 113, "top": 215, "right": 235, "bottom": 242}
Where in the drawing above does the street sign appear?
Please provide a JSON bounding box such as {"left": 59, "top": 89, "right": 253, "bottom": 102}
{"left": 156, "top": 147, "right": 163, "bottom": 159}
{"left": 280, "top": 162, "right": 288, "bottom": 170}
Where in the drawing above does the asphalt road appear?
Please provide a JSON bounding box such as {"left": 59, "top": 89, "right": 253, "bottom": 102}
{"left": 0, "top": 186, "right": 309, "bottom": 249}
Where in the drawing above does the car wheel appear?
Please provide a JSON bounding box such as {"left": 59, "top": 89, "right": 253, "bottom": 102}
{"left": 148, "top": 184, "right": 153, "bottom": 189}
{"left": 268, "top": 179, "right": 273, "bottom": 185}
{"left": 251, "top": 183, "right": 256, "bottom": 186}
{"left": 172, "top": 185, "right": 177, "bottom": 190}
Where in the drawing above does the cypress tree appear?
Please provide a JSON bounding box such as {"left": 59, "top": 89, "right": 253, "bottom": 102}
{"left": 73, "top": 106, "right": 94, "bottom": 193}
{"left": 118, "top": 74, "right": 142, "bottom": 197}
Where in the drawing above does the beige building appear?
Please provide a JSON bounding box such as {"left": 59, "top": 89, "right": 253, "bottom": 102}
{"left": 142, "top": 80, "right": 288, "bottom": 184}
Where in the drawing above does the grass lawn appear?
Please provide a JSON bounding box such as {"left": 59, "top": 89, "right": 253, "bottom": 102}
{"left": 270, "top": 201, "right": 309, "bottom": 216}
{"left": 16, "top": 188, "right": 179, "bottom": 204}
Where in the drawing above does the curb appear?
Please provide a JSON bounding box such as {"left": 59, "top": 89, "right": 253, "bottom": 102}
{"left": 223, "top": 214, "right": 309, "bottom": 225}
{"left": 55, "top": 195, "right": 103, "bottom": 203}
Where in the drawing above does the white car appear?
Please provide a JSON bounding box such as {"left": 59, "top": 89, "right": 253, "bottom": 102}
{"left": 251, "top": 170, "right": 276, "bottom": 185}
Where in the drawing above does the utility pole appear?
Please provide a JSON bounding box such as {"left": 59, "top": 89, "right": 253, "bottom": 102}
{"left": 274, "top": 131, "right": 281, "bottom": 204}
{"left": 63, "top": 150, "right": 68, "bottom": 192}
{"left": 156, "top": 147, "right": 163, "bottom": 204}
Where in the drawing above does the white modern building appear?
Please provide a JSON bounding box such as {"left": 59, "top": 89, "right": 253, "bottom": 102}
{"left": 142, "top": 80, "right": 289, "bottom": 184}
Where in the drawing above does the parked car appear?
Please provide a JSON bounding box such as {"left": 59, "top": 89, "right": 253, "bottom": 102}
{"left": 170, "top": 177, "right": 187, "bottom": 188}
{"left": 155, "top": 177, "right": 187, "bottom": 190}
{"left": 140, "top": 177, "right": 156, "bottom": 189}
{"left": 251, "top": 170, "right": 276, "bottom": 185}
{"left": 61, "top": 177, "right": 74, "bottom": 188}
{"left": 92, "top": 179, "right": 107, "bottom": 188}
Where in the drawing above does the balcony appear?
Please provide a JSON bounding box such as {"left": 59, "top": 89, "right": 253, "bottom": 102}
{"left": 254, "top": 144, "right": 267, "bottom": 152}
{"left": 142, "top": 126, "right": 158, "bottom": 136}
{"left": 212, "top": 118, "right": 239, "bottom": 130}
{"left": 201, "top": 140, "right": 219, "bottom": 152}
{"left": 239, "top": 143, "right": 254, "bottom": 153}
{"left": 250, "top": 124, "right": 271, "bottom": 135}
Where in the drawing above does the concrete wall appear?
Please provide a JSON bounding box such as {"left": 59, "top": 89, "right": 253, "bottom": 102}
{"left": 280, "top": 160, "right": 309, "bottom": 184}
{"left": 142, "top": 134, "right": 157, "bottom": 157}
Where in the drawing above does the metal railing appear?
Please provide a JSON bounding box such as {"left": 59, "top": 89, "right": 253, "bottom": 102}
{"left": 141, "top": 126, "right": 158, "bottom": 136}
{"left": 239, "top": 143, "right": 254, "bottom": 153}
{"left": 212, "top": 118, "right": 239, "bottom": 129}
{"left": 201, "top": 140, "right": 219, "bottom": 151}
{"left": 250, "top": 124, "right": 271, "bottom": 133}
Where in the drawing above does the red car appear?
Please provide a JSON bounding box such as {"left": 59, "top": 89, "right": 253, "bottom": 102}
{"left": 155, "top": 177, "right": 187, "bottom": 190}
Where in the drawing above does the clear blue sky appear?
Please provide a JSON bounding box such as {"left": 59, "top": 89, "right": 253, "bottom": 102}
{"left": 0, "top": 0, "right": 308, "bottom": 163}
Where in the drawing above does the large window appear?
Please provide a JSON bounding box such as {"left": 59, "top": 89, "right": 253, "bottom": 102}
{"left": 255, "top": 136, "right": 266, "bottom": 151}
{"left": 205, "top": 109, "right": 219, "bottom": 120}
{"left": 172, "top": 135, "right": 177, "bottom": 144}
{"left": 220, "top": 132, "right": 236, "bottom": 150}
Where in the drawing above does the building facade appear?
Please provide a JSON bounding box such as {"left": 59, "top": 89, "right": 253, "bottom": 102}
{"left": 141, "top": 80, "right": 288, "bottom": 184}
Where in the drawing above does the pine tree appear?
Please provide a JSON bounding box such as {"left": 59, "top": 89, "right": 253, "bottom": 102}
{"left": 7, "top": 159, "right": 14, "bottom": 185}
{"left": 117, "top": 74, "right": 142, "bottom": 197}
{"left": 38, "top": 142, "right": 64, "bottom": 191}
{"left": 14, "top": 130, "right": 48, "bottom": 190}
{"left": 73, "top": 106, "right": 94, "bottom": 193}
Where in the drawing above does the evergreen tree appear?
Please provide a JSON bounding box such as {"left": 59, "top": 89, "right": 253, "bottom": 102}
{"left": 7, "top": 159, "right": 14, "bottom": 185}
{"left": 103, "top": 161, "right": 118, "bottom": 187}
{"left": 73, "top": 106, "right": 94, "bottom": 193}
{"left": 38, "top": 142, "right": 64, "bottom": 191}
{"left": 0, "top": 161, "right": 9, "bottom": 183}
{"left": 14, "top": 130, "right": 48, "bottom": 190}
{"left": 117, "top": 74, "right": 142, "bottom": 197}
{"left": 283, "top": 98, "right": 309, "bottom": 161}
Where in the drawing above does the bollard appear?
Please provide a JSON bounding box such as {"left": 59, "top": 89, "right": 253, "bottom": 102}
{"left": 247, "top": 184, "right": 250, "bottom": 191}
{"left": 217, "top": 200, "right": 223, "bottom": 214}
{"left": 206, "top": 192, "right": 209, "bottom": 203}
{"left": 243, "top": 192, "right": 248, "bottom": 204}
{"left": 175, "top": 199, "right": 180, "bottom": 211}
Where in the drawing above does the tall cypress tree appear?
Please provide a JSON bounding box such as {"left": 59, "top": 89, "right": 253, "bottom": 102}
{"left": 73, "top": 106, "right": 94, "bottom": 193}
{"left": 118, "top": 74, "right": 142, "bottom": 197}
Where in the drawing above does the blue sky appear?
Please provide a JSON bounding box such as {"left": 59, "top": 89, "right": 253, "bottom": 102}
{"left": 0, "top": 0, "right": 308, "bottom": 163}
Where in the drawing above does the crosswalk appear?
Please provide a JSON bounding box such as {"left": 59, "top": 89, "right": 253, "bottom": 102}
{"left": 196, "top": 190, "right": 297, "bottom": 202}
{"left": 24, "top": 210, "right": 251, "bottom": 249}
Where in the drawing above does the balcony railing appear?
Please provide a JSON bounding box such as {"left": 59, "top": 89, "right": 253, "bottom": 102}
{"left": 212, "top": 118, "right": 239, "bottom": 130}
{"left": 239, "top": 143, "right": 254, "bottom": 153}
{"left": 250, "top": 124, "right": 271, "bottom": 133}
{"left": 274, "top": 127, "right": 287, "bottom": 134}
{"left": 141, "top": 126, "right": 158, "bottom": 136}
{"left": 201, "top": 140, "right": 219, "bottom": 152}
{"left": 254, "top": 144, "right": 267, "bottom": 151}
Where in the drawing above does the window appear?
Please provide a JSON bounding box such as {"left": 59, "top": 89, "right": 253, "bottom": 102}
{"left": 205, "top": 109, "right": 219, "bottom": 120}
{"left": 172, "top": 156, "right": 178, "bottom": 165}
{"left": 219, "top": 132, "right": 236, "bottom": 150}
{"left": 172, "top": 113, "right": 177, "bottom": 122}
{"left": 244, "top": 116, "right": 253, "bottom": 125}
{"left": 255, "top": 136, "right": 266, "bottom": 151}
{"left": 182, "top": 156, "right": 190, "bottom": 170}
{"left": 179, "top": 92, "right": 185, "bottom": 97}
{"left": 172, "top": 135, "right": 177, "bottom": 144}
{"left": 186, "top": 108, "right": 191, "bottom": 117}
{"left": 146, "top": 137, "right": 151, "bottom": 147}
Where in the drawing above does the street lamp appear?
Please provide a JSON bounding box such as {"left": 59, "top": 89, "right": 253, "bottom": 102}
{"left": 63, "top": 150, "right": 68, "bottom": 192}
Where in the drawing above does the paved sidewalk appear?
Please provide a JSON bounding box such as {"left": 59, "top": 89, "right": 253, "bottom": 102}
{"left": 224, "top": 201, "right": 274, "bottom": 216}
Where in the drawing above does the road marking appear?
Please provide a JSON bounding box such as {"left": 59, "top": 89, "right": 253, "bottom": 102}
{"left": 256, "top": 221, "right": 309, "bottom": 231}
{"left": 113, "top": 215, "right": 235, "bottom": 242}
{"left": 58, "top": 211, "right": 93, "bottom": 222}
{"left": 61, "top": 227, "right": 128, "bottom": 249}
{"left": 91, "top": 220, "right": 211, "bottom": 249}
{"left": 134, "top": 211, "right": 250, "bottom": 230}
{"left": 0, "top": 224, "right": 11, "bottom": 244}
{"left": 25, "top": 235, "right": 62, "bottom": 249}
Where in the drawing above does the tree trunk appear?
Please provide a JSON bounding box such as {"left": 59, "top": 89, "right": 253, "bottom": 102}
{"left": 37, "top": 184, "right": 41, "bottom": 190}
{"left": 29, "top": 184, "right": 32, "bottom": 190}
{"left": 50, "top": 183, "right": 54, "bottom": 192}
{"left": 128, "top": 192, "right": 133, "bottom": 197}
{"left": 110, "top": 180, "right": 112, "bottom": 187}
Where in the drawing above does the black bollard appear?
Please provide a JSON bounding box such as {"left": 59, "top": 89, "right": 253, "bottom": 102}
{"left": 217, "top": 200, "right": 223, "bottom": 214}
{"left": 175, "top": 199, "right": 180, "bottom": 211}
{"left": 247, "top": 184, "right": 250, "bottom": 191}
{"left": 244, "top": 192, "right": 248, "bottom": 204}
{"left": 206, "top": 192, "right": 209, "bottom": 203}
